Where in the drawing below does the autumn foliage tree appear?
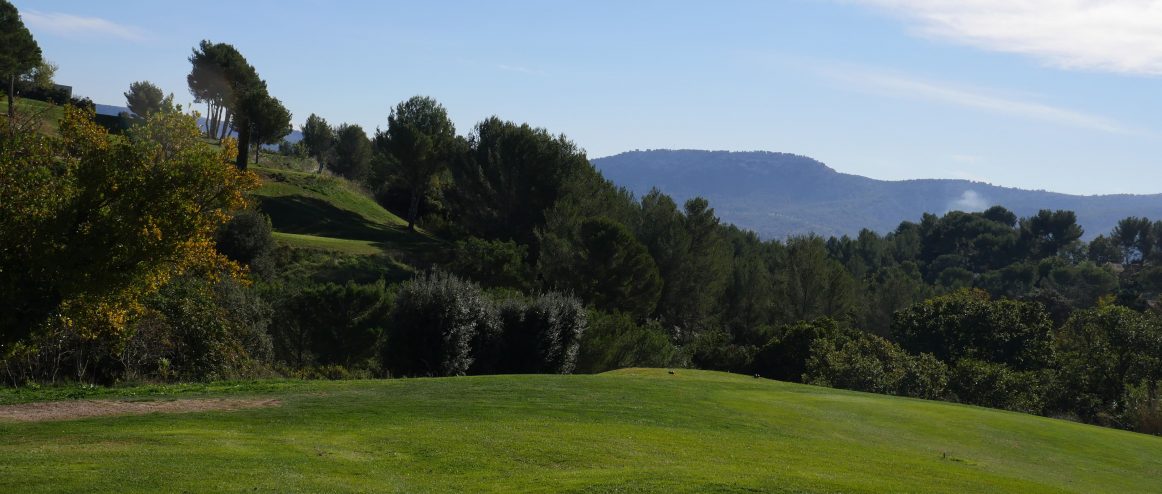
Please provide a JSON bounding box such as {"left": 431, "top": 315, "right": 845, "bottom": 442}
{"left": 0, "top": 106, "right": 257, "bottom": 349}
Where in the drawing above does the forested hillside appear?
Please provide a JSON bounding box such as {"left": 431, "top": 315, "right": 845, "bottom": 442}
{"left": 594, "top": 150, "right": 1162, "bottom": 240}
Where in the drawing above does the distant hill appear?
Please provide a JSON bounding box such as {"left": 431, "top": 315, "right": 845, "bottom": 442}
{"left": 592, "top": 150, "right": 1162, "bottom": 240}
{"left": 95, "top": 103, "right": 303, "bottom": 144}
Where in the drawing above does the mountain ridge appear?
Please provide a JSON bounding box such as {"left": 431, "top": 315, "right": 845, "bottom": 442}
{"left": 591, "top": 149, "right": 1162, "bottom": 240}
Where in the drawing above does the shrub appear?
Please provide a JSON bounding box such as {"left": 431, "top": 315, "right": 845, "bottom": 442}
{"left": 382, "top": 271, "right": 497, "bottom": 377}
{"left": 949, "top": 359, "right": 1051, "bottom": 414}
{"left": 270, "top": 281, "right": 390, "bottom": 370}
{"left": 576, "top": 311, "right": 680, "bottom": 373}
{"left": 484, "top": 293, "right": 587, "bottom": 374}
{"left": 216, "top": 209, "right": 275, "bottom": 275}
{"left": 448, "top": 237, "right": 532, "bottom": 290}
{"left": 752, "top": 318, "right": 852, "bottom": 382}
{"left": 806, "top": 333, "right": 948, "bottom": 399}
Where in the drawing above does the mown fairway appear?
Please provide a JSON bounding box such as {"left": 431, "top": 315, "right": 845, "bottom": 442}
{"left": 1, "top": 369, "right": 1160, "bottom": 493}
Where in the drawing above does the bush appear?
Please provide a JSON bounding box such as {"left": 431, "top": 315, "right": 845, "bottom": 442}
{"left": 216, "top": 209, "right": 275, "bottom": 275}
{"left": 382, "top": 271, "right": 497, "bottom": 377}
{"left": 490, "top": 293, "right": 587, "bottom": 374}
{"left": 949, "top": 359, "right": 1051, "bottom": 414}
{"left": 752, "top": 318, "right": 852, "bottom": 382}
{"left": 576, "top": 311, "right": 681, "bottom": 373}
{"left": 448, "top": 237, "right": 532, "bottom": 290}
{"left": 689, "top": 329, "right": 757, "bottom": 373}
{"left": 269, "top": 281, "right": 390, "bottom": 371}
{"left": 806, "top": 333, "right": 948, "bottom": 399}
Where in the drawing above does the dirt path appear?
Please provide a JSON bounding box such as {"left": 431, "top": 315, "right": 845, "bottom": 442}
{"left": 0, "top": 397, "right": 281, "bottom": 422}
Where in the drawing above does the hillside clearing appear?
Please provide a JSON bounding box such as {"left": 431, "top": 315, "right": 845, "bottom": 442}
{"left": 1, "top": 369, "right": 1159, "bottom": 493}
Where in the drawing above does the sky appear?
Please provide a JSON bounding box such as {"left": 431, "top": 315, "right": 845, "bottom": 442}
{"left": 13, "top": 0, "right": 1162, "bottom": 195}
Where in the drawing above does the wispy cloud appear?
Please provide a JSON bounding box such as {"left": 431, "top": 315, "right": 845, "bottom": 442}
{"left": 852, "top": 0, "right": 1162, "bottom": 75}
{"left": 820, "top": 65, "right": 1139, "bottom": 134}
{"left": 22, "top": 10, "right": 147, "bottom": 42}
{"left": 496, "top": 64, "right": 547, "bottom": 76}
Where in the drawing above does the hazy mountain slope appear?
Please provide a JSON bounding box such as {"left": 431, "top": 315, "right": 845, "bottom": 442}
{"left": 593, "top": 150, "right": 1162, "bottom": 239}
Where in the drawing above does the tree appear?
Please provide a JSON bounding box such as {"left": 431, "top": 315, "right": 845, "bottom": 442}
{"left": 0, "top": 0, "right": 41, "bottom": 127}
{"left": 383, "top": 271, "right": 497, "bottom": 377}
{"left": 450, "top": 117, "right": 588, "bottom": 246}
{"left": 570, "top": 218, "right": 663, "bottom": 319}
{"left": 300, "top": 113, "right": 334, "bottom": 173}
{"left": 124, "top": 81, "right": 174, "bottom": 117}
{"left": 774, "top": 235, "right": 857, "bottom": 323}
{"left": 374, "top": 96, "right": 457, "bottom": 231}
{"left": 1112, "top": 217, "right": 1153, "bottom": 265}
{"left": 891, "top": 289, "right": 1053, "bottom": 370}
{"left": 331, "top": 123, "right": 372, "bottom": 180}
{"left": 246, "top": 93, "right": 291, "bottom": 165}
{"left": 1019, "top": 209, "right": 1083, "bottom": 260}
{"left": 0, "top": 106, "right": 257, "bottom": 348}
{"left": 186, "top": 40, "right": 267, "bottom": 170}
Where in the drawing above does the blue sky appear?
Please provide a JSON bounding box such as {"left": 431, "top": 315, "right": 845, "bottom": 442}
{"left": 13, "top": 0, "right": 1162, "bottom": 195}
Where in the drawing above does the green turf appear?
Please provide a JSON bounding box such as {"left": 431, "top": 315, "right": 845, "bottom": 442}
{"left": 1, "top": 369, "right": 1159, "bottom": 493}
{"left": 251, "top": 167, "right": 442, "bottom": 259}
{"left": 0, "top": 98, "right": 64, "bottom": 135}
{"left": 272, "top": 232, "right": 385, "bottom": 255}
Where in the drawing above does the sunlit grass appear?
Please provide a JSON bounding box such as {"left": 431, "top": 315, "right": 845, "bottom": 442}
{"left": 2, "top": 369, "right": 1160, "bottom": 493}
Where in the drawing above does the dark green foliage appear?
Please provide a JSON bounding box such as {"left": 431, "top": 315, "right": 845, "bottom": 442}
{"left": 948, "top": 359, "right": 1051, "bottom": 414}
{"left": 1054, "top": 305, "right": 1162, "bottom": 428}
{"left": 576, "top": 310, "right": 681, "bottom": 373}
{"left": 129, "top": 277, "right": 273, "bottom": 382}
{"left": 567, "top": 218, "right": 662, "bottom": 318}
{"left": 752, "top": 318, "right": 852, "bottom": 383}
{"left": 490, "top": 293, "right": 587, "bottom": 374}
{"left": 246, "top": 94, "right": 292, "bottom": 163}
{"left": 215, "top": 209, "right": 274, "bottom": 272}
{"left": 1087, "top": 234, "right": 1122, "bottom": 265}
{"left": 123, "top": 81, "right": 173, "bottom": 117}
{"left": 301, "top": 113, "right": 334, "bottom": 172}
{"left": 270, "top": 281, "right": 390, "bottom": 370}
{"left": 330, "top": 123, "right": 372, "bottom": 180}
{"left": 448, "top": 236, "right": 531, "bottom": 290}
{"left": 374, "top": 96, "right": 458, "bottom": 231}
{"left": 0, "top": 0, "right": 40, "bottom": 123}
{"left": 891, "top": 289, "right": 1053, "bottom": 370}
{"left": 775, "top": 235, "right": 857, "bottom": 323}
{"left": 450, "top": 117, "right": 588, "bottom": 250}
{"left": 382, "top": 271, "right": 496, "bottom": 377}
{"left": 1019, "top": 209, "right": 1083, "bottom": 260}
{"left": 688, "top": 329, "right": 758, "bottom": 373}
{"left": 805, "top": 333, "right": 948, "bottom": 399}
{"left": 1113, "top": 217, "right": 1153, "bottom": 264}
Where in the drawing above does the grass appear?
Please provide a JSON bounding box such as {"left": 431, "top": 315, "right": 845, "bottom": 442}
{"left": 0, "top": 97, "right": 65, "bottom": 136}
{"left": 251, "top": 167, "right": 443, "bottom": 260}
{"left": 1, "top": 369, "right": 1160, "bottom": 493}
{"left": 272, "top": 232, "right": 385, "bottom": 255}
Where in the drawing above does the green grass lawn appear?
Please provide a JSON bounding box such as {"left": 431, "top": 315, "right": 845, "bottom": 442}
{"left": 1, "top": 369, "right": 1160, "bottom": 493}
{"left": 0, "top": 97, "right": 64, "bottom": 135}
{"left": 252, "top": 167, "right": 443, "bottom": 260}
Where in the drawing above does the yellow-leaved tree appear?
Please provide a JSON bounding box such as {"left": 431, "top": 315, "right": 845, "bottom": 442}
{"left": 0, "top": 106, "right": 258, "bottom": 349}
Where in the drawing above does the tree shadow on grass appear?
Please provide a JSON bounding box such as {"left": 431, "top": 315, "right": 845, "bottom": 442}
{"left": 257, "top": 195, "right": 406, "bottom": 241}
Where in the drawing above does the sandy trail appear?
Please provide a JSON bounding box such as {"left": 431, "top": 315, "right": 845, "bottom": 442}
{"left": 0, "top": 397, "right": 281, "bottom": 422}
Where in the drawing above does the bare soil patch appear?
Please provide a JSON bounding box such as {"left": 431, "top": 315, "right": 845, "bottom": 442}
{"left": 0, "top": 397, "right": 281, "bottom": 422}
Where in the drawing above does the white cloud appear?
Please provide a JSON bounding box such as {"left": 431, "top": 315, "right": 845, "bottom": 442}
{"left": 853, "top": 0, "right": 1162, "bottom": 75}
{"left": 949, "top": 189, "right": 988, "bottom": 211}
{"left": 821, "top": 65, "right": 1138, "bottom": 134}
{"left": 22, "top": 10, "right": 147, "bottom": 42}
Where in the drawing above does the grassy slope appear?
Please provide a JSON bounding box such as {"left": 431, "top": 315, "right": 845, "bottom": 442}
{"left": 0, "top": 98, "right": 65, "bottom": 136}
{"left": 250, "top": 166, "right": 442, "bottom": 258}
{"left": 1, "top": 369, "right": 1160, "bottom": 493}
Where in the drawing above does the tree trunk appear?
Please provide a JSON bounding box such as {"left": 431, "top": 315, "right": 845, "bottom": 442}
{"left": 253, "top": 141, "right": 260, "bottom": 164}
{"left": 220, "top": 110, "right": 232, "bottom": 141}
{"left": 407, "top": 189, "right": 421, "bottom": 231}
